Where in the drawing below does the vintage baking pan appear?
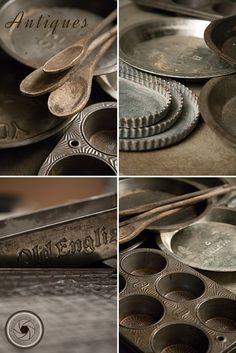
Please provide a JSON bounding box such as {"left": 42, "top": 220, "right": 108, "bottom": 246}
{"left": 199, "top": 74, "right": 236, "bottom": 148}
{"left": 38, "top": 102, "right": 117, "bottom": 175}
{"left": 0, "top": 268, "right": 116, "bottom": 353}
{"left": 0, "top": 193, "right": 117, "bottom": 267}
{"left": 119, "top": 64, "right": 199, "bottom": 151}
{"left": 96, "top": 71, "right": 117, "bottom": 99}
{"left": 0, "top": 0, "right": 116, "bottom": 75}
{"left": 157, "top": 207, "right": 236, "bottom": 272}
{"left": 120, "top": 248, "right": 236, "bottom": 353}
{"left": 0, "top": 59, "right": 74, "bottom": 149}
{"left": 133, "top": 0, "right": 236, "bottom": 20}
{"left": 205, "top": 15, "right": 236, "bottom": 66}
{"left": 119, "top": 178, "right": 217, "bottom": 231}
{"left": 120, "top": 18, "right": 235, "bottom": 80}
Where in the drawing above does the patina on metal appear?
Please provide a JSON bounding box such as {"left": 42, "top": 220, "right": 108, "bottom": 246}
{"left": 120, "top": 19, "right": 235, "bottom": 80}
{"left": 0, "top": 193, "right": 117, "bottom": 267}
{"left": 120, "top": 248, "right": 236, "bottom": 353}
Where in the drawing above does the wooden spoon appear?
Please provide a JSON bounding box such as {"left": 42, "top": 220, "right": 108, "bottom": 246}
{"left": 43, "top": 9, "right": 117, "bottom": 74}
{"left": 20, "top": 26, "right": 117, "bottom": 97}
{"left": 48, "top": 35, "right": 116, "bottom": 117}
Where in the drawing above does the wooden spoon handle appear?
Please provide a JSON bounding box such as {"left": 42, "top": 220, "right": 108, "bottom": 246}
{"left": 89, "top": 9, "right": 117, "bottom": 40}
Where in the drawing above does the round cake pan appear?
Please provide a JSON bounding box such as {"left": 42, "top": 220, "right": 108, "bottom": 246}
{"left": 199, "top": 74, "right": 236, "bottom": 147}
{"left": 157, "top": 207, "right": 236, "bottom": 272}
{"left": 119, "top": 178, "right": 215, "bottom": 231}
{"left": 205, "top": 15, "right": 236, "bottom": 66}
{"left": 96, "top": 72, "right": 117, "bottom": 99}
{"left": 38, "top": 102, "right": 117, "bottom": 175}
{"left": 0, "top": 0, "right": 117, "bottom": 75}
{"left": 0, "top": 59, "right": 74, "bottom": 149}
{"left": 120, "top": 18, "right": 235, "bottom": 80}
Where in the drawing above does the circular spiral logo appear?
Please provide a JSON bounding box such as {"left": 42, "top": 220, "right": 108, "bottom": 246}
{"left": 5, "top": 311, "right": 44, "bottom": 348}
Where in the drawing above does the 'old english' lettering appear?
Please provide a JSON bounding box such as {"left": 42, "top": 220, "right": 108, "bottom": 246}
{"left": 5, "top": 11, "right": 88, "bottom": 35}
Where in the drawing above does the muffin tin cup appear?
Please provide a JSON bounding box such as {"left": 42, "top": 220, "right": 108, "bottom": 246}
{"left": 38, "top": 102, "right": 117, "bottom": 176}
{"left": 133, "top": 0, "right": 236, "bottom": 20}
{"left": 157, "top": 207, "right": 236, "bottom": 272}
{"left": 120, "top": 248, "right": 236, "bottom": 353}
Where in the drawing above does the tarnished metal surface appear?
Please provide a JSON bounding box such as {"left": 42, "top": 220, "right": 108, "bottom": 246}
{"left": 205, "top": 15, "right": 236, "bottom": 66}
{"left": 0, "top": 0, "right": 117, "bottom": 75}
{"left": 0, "top": 60, "right": 75, "bottom": 149}
{"left": 120, "top": 18, "right": 235, "bottom": 80}
{"left": 0, "top": 268, "right": 116, "bottom": 353}
{"left": 199, "top": 74, "right": 236, "bottom": 148}
{"left": 38, "top": 102, "right": 117, "bottom": 175}
{"left": 157, "top": 207, "right": 236, "bottom": 272}
{"left": 133, "top": 0, "right": 236, "bottom": 20}
{"left": 120, "top": 248, "right": 236, "bottom": 353}
{"left": 0, "top": 193, "right": 117, "bottom": 267}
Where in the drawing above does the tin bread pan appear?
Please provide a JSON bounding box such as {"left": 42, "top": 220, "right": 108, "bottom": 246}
{"left": 38, "top": 102, "right": 117, "bottom": 176}
{"left": 119, "top": 178, "right": 217, "bottom": 231}
{"left": 120, "top": 18, "right": 235, "bottom": 80}
{"left": 199, "top": 74, "right": 236, "bottom": 148}
{"left": 0, "top": 59, "right": 74, "bottom": 149}
{"left": 0, "top": 0, "right": 116, "bottom": 75}
{"left": 120, "top": 248, "right": 236, "bottom": 353}
{"left": 0, "top": 193, "right": 117, "bottom": 267}
{"left": 205, "top": 15, "right": 236, "bottom": 66}
{"left": 157, "top": 207, "right": 236, "bottom": 272}
{"left": 133, "top": 0, "right": 236, "bottom": 20}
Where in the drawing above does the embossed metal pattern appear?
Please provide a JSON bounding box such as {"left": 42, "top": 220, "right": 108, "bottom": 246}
{"left": 0, "top": 269, "right": 116, "bottom": 353}
{"left": 0, "top": 60, "right": 75, "bottom": 149}
{"left": 119, "top": 64, "right": 183, "bottom": 138}
{"left": 120, "top": 19, "right": 235, "bottom": 80}
{"left": 157, "top": 207, "right": 236, "bottom": 272}
{"left": 119, "top": 248, "right": 236, "bottom": 353}
{"left": 0, "top": 0, "right": 117, "bottom": 75}
{"left": 0, "top": 193, "right": 117, "bottom": 267}
{"left": 132, "top": 0, "right": 236, "bottom": 20}
{"left": 119, "top": 64, "right": 199, "bottom": 151}
{"left": 38, "top": 102, "right": 117, "bottom": 175}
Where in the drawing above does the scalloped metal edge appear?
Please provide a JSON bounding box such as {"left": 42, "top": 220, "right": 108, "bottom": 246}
{"left": 119, "top": 62, "right": 199, "bottom": 151}
{"left": 119, "top": 65, "right": 172, "bottom": 128}
{"left": 38, "top": 102, "right": 117, "bottom": 175}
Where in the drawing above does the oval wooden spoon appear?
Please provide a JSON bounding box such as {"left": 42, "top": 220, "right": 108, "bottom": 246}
{"left": 43, "top": 9, "right": 117, "bottom": 74}
{"left": 48, "top": 35, "right": 116, "bottom": 117}
{"left": 20, "top": 26, "right": 117, "bottom": 97}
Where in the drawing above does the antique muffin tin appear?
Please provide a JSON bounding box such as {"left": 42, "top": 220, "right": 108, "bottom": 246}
{"left": 119, "top": 63, "right": 199, "bottom": 151}
{"left": 120, "top": 248, "right": 236, "bottom": 353}
{"left": 157, "top": 207, "right": 236, "bottom": 272}
{"left": 133, "top": 0, "right": 236, "bottom": 20}
{"left": 38, "top": 102, "right": 117, "bottom": 175}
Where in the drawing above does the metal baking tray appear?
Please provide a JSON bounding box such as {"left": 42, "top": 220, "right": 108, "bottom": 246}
{"left": 199, "top": 74, "right": 236, "bottom": 148}
{"left": 120, "top": 18, "right": 235, "bottom": 80}
{"left": 96, "top": 71, "right": 117, "bottom": 100}
{"left": 0, "top": 268, "right": 116, "bottom": 353}
{"left": 0, "top": 59, "right": 74, "bottom": 149}
{"left": 38, "top": 102, "right": 117, "bottom": 175}
{"left": 157, "top": 207, "right": 236, "bottom": 272}
{"left": 119, "top": 178, "right": 216, "bottom": 231}
{"left": 133, "top": 0, "right": 236, "bottom": 20}
{"left": 205, "top": 15, "right": 236, "bottom": 66}
{"left": 120, "top": 248, "right": 236, "bottom": 353}
{"left": 0, "top": 0, "right": 117, "bottom": 75}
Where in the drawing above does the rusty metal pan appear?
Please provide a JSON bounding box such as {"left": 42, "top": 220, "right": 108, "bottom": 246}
{"left": 157, "top": 207, "right": 236, "bottom": 272}
{"left": 0, "top": 0, "right": 117, "bottom": 75}
{"left": 133, "top": 0, "right": 236, "bottom": 20}
{"left": 119, "top": 178, "right": 216, "bottom": 231}
{"left": 120, "top": 18, "right": 236, "bottom": 81}
{"left": 96, "top": 71, "right": 117, "bottom": 100}
{"left": 120, "top": 248, "right": 236, "bottom": 353}
{"left": 199, "top": 74, "right": 236, "bottom": 148}
{"left": 38, "top": 102, "right": 117, "bottom": 176}
{"left": 205, "top": 15, "right": 236, "bottom": 66}
{"left": 0, "top": 60, "right": 74, "bottom": 149}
